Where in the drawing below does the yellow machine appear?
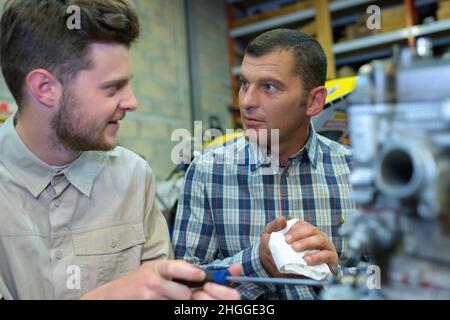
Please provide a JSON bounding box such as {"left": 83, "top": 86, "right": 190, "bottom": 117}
{"left": 316, "top": 76, "right": 357, "bottom": 145}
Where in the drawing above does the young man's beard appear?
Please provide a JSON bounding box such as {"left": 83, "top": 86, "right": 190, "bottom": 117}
{"left": 50, "top": 87, "right": 116, "bottom": 152}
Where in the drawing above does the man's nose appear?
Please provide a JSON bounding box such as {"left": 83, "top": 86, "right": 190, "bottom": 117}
{"left": 119, "top": 85, "right": 138, "bottom": 112}
{"left": 239, "top": 86, "right": 258, "bottom": 112}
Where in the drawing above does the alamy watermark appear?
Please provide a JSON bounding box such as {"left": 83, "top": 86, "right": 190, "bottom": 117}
{"left": 367, "top": 5, "right": 381, "bottom": 30}
{"left": 65, "top": 4, "right": 383, "bottom": 31}
{"left": 170, "top": 121, "right": 281, "bottom": 173}
{"left": 366, "top": 264, "right": 381, "bottom": 290}
{"left": 66, "top": 265, "right": 81, "bottom": 290}
{"left": 66, "top": 5, "right": 81, "bottom": 30}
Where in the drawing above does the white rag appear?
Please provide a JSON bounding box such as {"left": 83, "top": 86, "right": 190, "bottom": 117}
{"left": 268, "top": 219, "right": 332, "bottom": 281}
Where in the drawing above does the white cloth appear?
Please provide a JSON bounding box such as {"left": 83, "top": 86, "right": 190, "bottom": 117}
{"left": 269, "top": 219, "right": 332, "bottom": 281}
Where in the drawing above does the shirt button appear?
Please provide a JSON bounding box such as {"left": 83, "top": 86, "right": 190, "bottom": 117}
{"left": 339, "top": 218, "right": 345, "bottom": 225}
{"left": 110, "top": 239, "right": 118, "bottom": 248}
{"left": 54, "top": 199, "right": 62, "bottom": 207}
{"left": 283, "top": 170, "right": 289, "bottom": 177}
{"left": 55, "top": 251, "right": 63, "bottom": 260}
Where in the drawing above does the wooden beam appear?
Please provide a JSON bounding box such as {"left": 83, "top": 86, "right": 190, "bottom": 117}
{"left": 314, "top": 0, "right": 336, "bottom": 80}
{"left": 404, "top": 0, "right": 418, "bottom": 49}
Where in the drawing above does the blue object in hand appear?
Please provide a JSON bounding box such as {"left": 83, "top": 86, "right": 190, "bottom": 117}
{"left": 173, "top": 269, "right": 231, "bottom": 288}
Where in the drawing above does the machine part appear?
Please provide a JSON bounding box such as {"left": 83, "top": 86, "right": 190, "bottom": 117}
{"left": 328, "top": 38, "right": 450, "bottom": 299}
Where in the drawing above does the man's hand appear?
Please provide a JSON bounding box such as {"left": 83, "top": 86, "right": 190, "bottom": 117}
{"left": 81, "top": 260, "right": 241, "bottom": 300}
{"left": 259, "top": 216, "right": 288, "bottom": 277}
{"left": 259, "top": 216, "right": 339, "bottom": 277}
{"left": 285, "top": 220, "right": 339, "bottom": 275}
{"left": 192, "top": 264, "right": 241, "bottom": 300}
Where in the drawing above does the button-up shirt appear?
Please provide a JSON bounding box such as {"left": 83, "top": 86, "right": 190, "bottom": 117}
{"left": 0, "top": 115, "right": 172, "bottom": 299}
{"left": 172, "top": 127, "right": 354, "bottom": 300}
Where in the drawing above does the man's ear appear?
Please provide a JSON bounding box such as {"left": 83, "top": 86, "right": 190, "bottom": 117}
{"left": 305, "top": 86, "right": 327, "bottom": 117}
{"left": 25, "top": 69, "right": 61, "bottom": 108}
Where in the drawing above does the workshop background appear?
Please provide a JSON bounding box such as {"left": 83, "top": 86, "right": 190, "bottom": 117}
{"left": 1, "top": 0, "right": 450, "bottom": 180}
{"left": 1, "top": 0, "right": 450, "bottom": 300}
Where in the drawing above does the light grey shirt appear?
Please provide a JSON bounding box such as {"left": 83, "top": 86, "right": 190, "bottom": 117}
{"left": 0, "top": 115, "right": 173, "bottom": 299}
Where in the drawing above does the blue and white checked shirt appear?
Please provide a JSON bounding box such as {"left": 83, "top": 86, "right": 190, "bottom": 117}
{"left": 172, "top": 127, "right": 354, "bottom": 300}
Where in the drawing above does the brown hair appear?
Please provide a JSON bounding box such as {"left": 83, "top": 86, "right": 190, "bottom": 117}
{"left": 0, "top": 0, "right": 140, "bottom": 109}
{"left": 245, "top": 28, "right": 327, "bottom": 92}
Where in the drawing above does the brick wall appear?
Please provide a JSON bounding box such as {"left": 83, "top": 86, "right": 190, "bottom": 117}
{"left": 193, "top": 0, "right": 233, "bottom": 131}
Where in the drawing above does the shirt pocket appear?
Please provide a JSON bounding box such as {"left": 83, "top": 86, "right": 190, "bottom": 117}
{"left": 72, "top": 222, "right": 145, "bottom": 294}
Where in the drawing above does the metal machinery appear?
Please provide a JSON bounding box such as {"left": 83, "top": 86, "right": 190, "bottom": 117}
{"left": 322, "top": 39, "right": 450, "bottom": 299}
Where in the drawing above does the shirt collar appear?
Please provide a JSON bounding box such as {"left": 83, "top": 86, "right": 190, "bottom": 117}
{"left": 63, "top": 151, "right": 104, "bottom": 198}
{"left": 249, "top": 124, "right": 319, "bottom": 172}
{"left": 300, "top": 124, "right": 320, "bottom": 169}
{"left": 0, "top": 114, "right": 102, "bottom": 198}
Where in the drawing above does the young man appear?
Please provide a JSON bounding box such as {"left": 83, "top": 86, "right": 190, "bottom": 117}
{"left": 173, "top": 29, "right": 354, "bottom": 300}
{"left": 0, "top": 0, "right": 240, "bottom": 300}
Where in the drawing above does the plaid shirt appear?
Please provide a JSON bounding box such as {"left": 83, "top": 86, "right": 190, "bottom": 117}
{"left": 172, "top": 127, "right": 354, "bottom": 300}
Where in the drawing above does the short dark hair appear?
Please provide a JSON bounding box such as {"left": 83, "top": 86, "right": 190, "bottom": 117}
{"left": 0, "top": 0, "right": 140, "bottom": 108}
{"left": 244, "top": 28, "right": 327, "bottom": 91}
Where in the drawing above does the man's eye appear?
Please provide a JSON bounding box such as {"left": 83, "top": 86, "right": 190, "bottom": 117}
{"left": 264, "top": 83, "right": 278, "bottom": 93}
{"left": 106, "top": 85, "right": 121, "bottom": 95}
{"left": 239, "top": 80, "right": 249, "bottom": 89}
{"left": 106, "top": 89, "right": 117, "bottom": 96}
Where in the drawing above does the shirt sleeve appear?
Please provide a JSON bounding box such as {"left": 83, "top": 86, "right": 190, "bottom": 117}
{"left": 171, "top": 160, "right": 276, "bottom": 300}
{"left": 141, "top": 164, "right": 174, "bottom": 262}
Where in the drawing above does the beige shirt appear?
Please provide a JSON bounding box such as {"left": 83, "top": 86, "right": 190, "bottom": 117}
{"left": 0, "top": 115, "right": 173, "bottom": 300}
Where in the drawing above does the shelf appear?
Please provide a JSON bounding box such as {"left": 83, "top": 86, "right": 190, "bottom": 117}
{"left": 231, "top": 19, "right": 450, "bottom": 75}
{"left": 230, "top": 0, "right": 438, "bottom": 38}
{"left": 231, "top": 0, "right": 376, "bottom": 38}
{"left": 333, "top": 19, "right": 450, "bottom": 54}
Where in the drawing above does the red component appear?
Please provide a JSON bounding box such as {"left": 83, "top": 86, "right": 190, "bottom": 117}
{"left": 0, "top": 102, "right": 9, "bottom": 112}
